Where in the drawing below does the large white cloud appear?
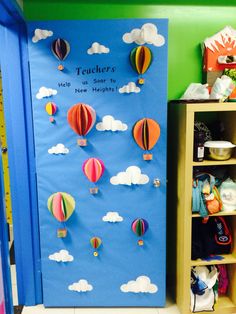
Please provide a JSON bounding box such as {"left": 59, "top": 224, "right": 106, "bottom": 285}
{"left": 48, "top": 144, "right": 69, "bottom": 155}
{"left": 110, "top": 166, "right": 149, "bottom": 186}
{"left": 96, "top": 115, "right": 128, "bottom": 132}
{"left": 120, "top": 275, "right": 158, "bottom": 294}
{"left": 102, "top": 211, "right": 123, "bottom": 223}
{"left": 32, "top": 28, "right": 53, "bottom": 43}
{"left": 49, "top": 250, "right": 73, "bottom": 262}
{"left": 122, "top": 23, "right": 165, "bottom": 47}
{"left": 87, "top": 42, "right": 110, "bottom": 55}
{"left": 119, "top": 82, "right": 140, "bottom": 94}
{"left": 68, "top": 280, "right": 93, "bottom": 292}
{"left": 36, "top": 86, "right": 57, "bottom": 99}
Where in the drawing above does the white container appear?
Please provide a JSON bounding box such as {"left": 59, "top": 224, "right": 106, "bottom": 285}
{"left": 204, "top": 141, "right": 236, "bottom": 160}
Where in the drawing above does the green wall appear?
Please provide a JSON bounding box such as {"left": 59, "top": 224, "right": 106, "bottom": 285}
{"left": 24, "top": 1, "right": 236, "bottom": 99}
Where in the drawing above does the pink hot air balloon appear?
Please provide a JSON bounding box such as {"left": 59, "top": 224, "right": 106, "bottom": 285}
{"left": 82, "top": 158, "right": 105, "bottom": 194}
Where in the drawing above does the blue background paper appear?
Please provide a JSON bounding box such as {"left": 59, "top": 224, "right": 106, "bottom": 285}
{"left": 27, "top": 19, "right": 168, "bottom": 307}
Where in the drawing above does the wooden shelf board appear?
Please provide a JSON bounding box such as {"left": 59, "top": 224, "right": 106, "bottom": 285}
{"left": 192, "top": 211, "right": 236, "bottom": 218}
{"left": 191, "top": 254, "right": 236, "bottom": 266}
{"left": 186, "top": 102, "right": 236, "bottom": 113}
{"left": 193, "top": 157, "right": 236, "bottom": 166}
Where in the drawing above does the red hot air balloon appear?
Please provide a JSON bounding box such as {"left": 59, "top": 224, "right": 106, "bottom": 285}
{"left": 90, "top": 237, "right": 102, "bottom": 256}
{"left": 51, "top": 38, "right": 70, "bottom": 71}
{"left": 67, "top": 103, "right": 96, "bottom": 146}
{"left": 133, "top": 118, "right": 160, "bottom": 160}
{"left": 131, "top": 218, "right": 149, "bottom": 246}
{"left": 82, "top": 158, "right": 105, "bottom": 194}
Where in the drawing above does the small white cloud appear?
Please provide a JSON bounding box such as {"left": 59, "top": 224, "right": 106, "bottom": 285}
{"left": 68, "top": 280, "right": 93, "bottom": 292}
{"left": 122, "top": 23, "right": 165, "bottom": 47}
{"left": 32, "top": 28, "right": 53, "bottom": 43}
{"left": 87, "top": 42, "right": 110, "bottom": 55}
{"left": 120, "top": 275, "right": 158, "bottom": 294}
{"left": 96, "top": 115, "right": 128, "bottom": 132}
{"left": 49, "top": 250, "right": 74, "bottom": 262}
{"left": 119, "top": 82, "right": 140, "bottom": 94}
{"left": 36, "top": 86, "right": 57, "bottom": 99}
{"left": 110, "top": 166, "right": 149, "bottom": 186}
{"left": 48, "top": 144, "right": 69, "bottom": 155}
{"left": 102, "top": 211, "right": 123, "bottom": 223}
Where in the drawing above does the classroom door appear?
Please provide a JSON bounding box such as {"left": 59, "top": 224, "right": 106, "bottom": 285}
{"left": 27, "top": 19, "right": 168, "bottom": 307}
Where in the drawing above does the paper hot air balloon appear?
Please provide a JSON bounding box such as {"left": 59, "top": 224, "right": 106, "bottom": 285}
{"left": 82, "top": 158, "right": 105, "bottom": 194}
{"left": 51, "top": 38, "right": 70, "bottom": 71}
{"left": 133, "top": 118, "right": 160, "bottom": 160}
{"left": 45, "top": 102, "right": 57, "bottom": 123}
{"left": 90, "top": 237, "right": 102, "bottom": 256}
{"left": 47, "top": 192, "right": 75, "bottom": 238}
{"left": 131, "top": 218, "right": 149, "bottom": 246}
{"left": 67, "top": 103, "right": 96, "bottom": 146}
{"left": 130, "top": 46, "right": 152, "bottom": 84}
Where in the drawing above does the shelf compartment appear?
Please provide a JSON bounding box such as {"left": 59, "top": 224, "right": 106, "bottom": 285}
{"left": 191, "top": 254, "right": 236, "bottom": 266}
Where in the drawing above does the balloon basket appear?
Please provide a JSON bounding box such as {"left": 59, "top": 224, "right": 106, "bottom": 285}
{"left": 77, "top": 139, "right": 87, "bottom": 146}
{"left": 138, "top": 239, "right": 144, "bottom": 246}
{"left": 138, "top": 78, "right": 145, "bottom": 85}
{"left": 49, "top": 117, "right": 55, "bottom": 123}
{"left": 90, "top": 187, "right": 98, "bottom": 194}
{"left": 93, "top": 251, "right": 99, "bottom": 257}
{"left": 57, "top": 228, "right": 67, "bottom": 238}
{"left": 58, "top": 64, "right": 64, "bottom": 71}
{"left": 143, "top": 153, "right": 153, "bottom": 161}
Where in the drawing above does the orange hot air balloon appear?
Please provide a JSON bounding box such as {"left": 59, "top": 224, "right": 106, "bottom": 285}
{"left": 67, "top": 103, "right": 96, "bottom": 146}
{"left": 82, "top": 158, "right": 105, "bottom": 194}
{"left": 130, "top": 46, "right": 153, "bottom": 85}
{"left": 133, "top": 118, "right": 160, "bottom": 160}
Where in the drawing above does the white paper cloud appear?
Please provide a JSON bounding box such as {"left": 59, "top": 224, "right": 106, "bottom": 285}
{"left": 102, "top": 211, "right": 123, "bottom": 223}
{"left": 32, "top": 28, "right": 53, "bottom": 43}
{"left": 48, "top": 144, "right": 69, "bottom": 155}
{"left": 87, "top": 42, "right": 110, "bottom": 55}
{"left": 49, "top": 250, "right": 74, "bottom": 262}
{"left": 122, "top": 23, "right": 165, "bottom": 47}
{"left": 68, "top": 280, "right": 93, "bottom": 292}
{"left": 36, "top": 86, "right": 57, "bottom": 99}
{"left": 119, "top": 82, "right": 140, "bottom": 94}
{"left": 110, "top": 166, "right": 149, "bottom": 186}
{"left": 96, "top": 115, "right": 128, "bottom": 132}
{"left": 120, "top": 275, "right": 158, "bottom": 294}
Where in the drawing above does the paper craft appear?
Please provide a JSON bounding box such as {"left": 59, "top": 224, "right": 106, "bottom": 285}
{"left": 67, "top": 103, "right": 96, "bottom": 146}
{"left": 82, "top": 158, "right": 105, "bottom": 194}
{"left": 32, "top": 28, "right": 53, "bottom": 43}
{"left": 48, "top": 144, "right": 69, "bottom": 155}
{"left": 49, "top": 249, "right": 74, "bottom": 262}
{"left": 102, "top": 212, "right": 123, "bottom": 223}
{"left": 131, "top": 218, "right": 149, "bottom": 246}
{"left": 87, "top": 42, "right": 110, "bottom": 55}
{"left": 90, "top": 237, "right": 102, "bottom": 257}
{"left": 96, "top": 115, "right": 128, "bottom": 131}
{"left": 68, "top": 280, "right": 93, "bottom": 292}
{"left": 51, "top": 38, "right": 70, "bottom": 70}
{"left": 133, "top": 118, "right": 160, "bottom": 160}
{"left": 130, "top": 46, "right": 152, "bottom": 84}
{"left": 119, "top": 82, "right": 140, "bottom": 94}
{"left": 120, "top": 275, "right": 158, "bottom": 293}
{"left": 45, "top": 102, "right": 57, "bottom": 123}
{"left": 36, "top": 87, "right": 57, "bottom": 100}
{"left": 110, "top": 166, "right": 149, "bottom": 185}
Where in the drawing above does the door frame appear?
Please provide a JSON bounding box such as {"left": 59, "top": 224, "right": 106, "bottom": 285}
{"left": 0, "top": 0, "right": 42, "bottom": 305}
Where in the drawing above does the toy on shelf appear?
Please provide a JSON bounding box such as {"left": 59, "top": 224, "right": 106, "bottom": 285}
{"left": 45, "top": 101, "right": 57, "bottom": 123}
{"left": 90, "top": 237, "right": 102, "bottom": 256}
{"left": 131, "top": 218, "right": 149, "bottom": 246}
{"left": 82, "top": 158, "right": 105, "bottom": 194}
{"left": 67, "top": 103, "right": 96, "bottom": 146}
{"left": 51, "top": 38, "right": 70, "bottom": 71}
{"left": 130, "top": 46, "right": 152, "bottom": 85}
{"left": 47, "top": 192, "right": 75, "bottom": 238}
{"left": 133, "top": 118, "right": 160, "bottom": 160}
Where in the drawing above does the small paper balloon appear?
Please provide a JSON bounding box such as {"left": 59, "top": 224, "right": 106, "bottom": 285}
{"left": 67, "top": 103, "right": 96, "bottom": 146}
{"left": 90, "top": 237, "right": 102, "bottom": 256}
{"left": 51, "top": 38, "right": 70, "bottom": 70}
{"left": 131, "top": 218, "right": 149, "bottom": 246}
{"left": 130, "top": 46, "right": 152, "bottom": 84}
{"left": 133, "top": 118, "right": 160, "bottom": 160}
{"left": 45, "top": 102, "right": 57, "bottom": 123}
{"left": 82, "top": 158, "right": 105, "bottom": 194}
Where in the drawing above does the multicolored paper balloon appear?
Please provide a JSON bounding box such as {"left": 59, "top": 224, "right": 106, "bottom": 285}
{"left": 90, "top": 237, "right": 102, "bottom": 256}
{"left": 130, "top": 46, "right": 152, "bottom": 84}
{"left": 82, "top": 158, "right": 105, "bottom": 193}
{"left": 133, "top": 118, "right": 160, "bottom": 160}
{"left": 51, "top": 38, "right": 70, "bottom": 71}
{"left": 45, "top": 102, "right": 57, "bottom": 123}
{"left": 67, "top": 103, "right": 96, "bottom": 146}
{"left": 47, "top": 192, "right": 75, "bottom": 238}
{"left": 131, "top": 218, "right": 149, "bottom": 246}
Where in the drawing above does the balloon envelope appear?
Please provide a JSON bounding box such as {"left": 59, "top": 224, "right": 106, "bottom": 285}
{"left": 67, "top": 103, "right": 96, "bottom": 136}
{"left": 45, "top": 102, "right": 57, "bottom": 116}
{"left": 51, "top": 38, "right": 70, "bottom": 61}
{"left": 47, "top": 192, "right": 75, "bottom": 222}
{"left": 90, "top": 237, "right": 102, "bottom": 249}
{"left": 133, "top": 118, "right": 160, "bottom": 151}
{"left": 83, "top": 158, "right": 105, "bottom": 183}
{"left": 130, "top": 46, "right": 152, "bottom": 75}
{"left": 131, "top": 218, "right": 149, "bottom": 237}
